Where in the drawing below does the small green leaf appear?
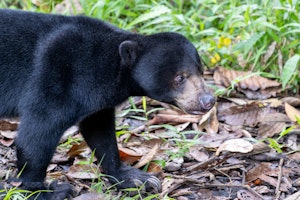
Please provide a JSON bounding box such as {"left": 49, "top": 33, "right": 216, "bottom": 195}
{"left": 281, "top": 54, "right": 300, "bottom": 89}
{"left": 126, "top": 5, "right": 171, "bottom": 29}
{"left": 233, "top": 32, "right": 265, "bottom": 54}
{"left": 129, "top": 116, "right": 147, "bottom": 121}
{"left": 278, "top": 126, "right": 294, "bottom": 140}
{"left": 268, "top": 138, "right": 283, "bottom": 153}
{"left": 244, "top": 6, "right": 250, "bottom": 24}
{"left": 142, "top": 96, "right": 147, "bottom": 112}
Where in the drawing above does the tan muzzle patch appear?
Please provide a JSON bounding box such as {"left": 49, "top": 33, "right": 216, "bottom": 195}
{"left": 174, "top": 75, "right": 214, "bottom": 115}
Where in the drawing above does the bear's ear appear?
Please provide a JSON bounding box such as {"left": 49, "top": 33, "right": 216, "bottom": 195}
{"left": 119, "top": 40, "right": 138, "bottom": 67}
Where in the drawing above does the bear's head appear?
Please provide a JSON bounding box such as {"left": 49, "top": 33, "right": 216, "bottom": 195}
{"left": 119, "top": 32, "right": 215, "bottom": 115}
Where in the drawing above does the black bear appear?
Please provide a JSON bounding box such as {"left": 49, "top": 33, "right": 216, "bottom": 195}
{"left": 0, "top": 9, "right": 215, "bottom": 199}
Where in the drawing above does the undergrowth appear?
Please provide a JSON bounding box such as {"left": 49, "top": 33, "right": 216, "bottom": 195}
{"left": 1, "top": 0, "right": 299, "bottom": 91}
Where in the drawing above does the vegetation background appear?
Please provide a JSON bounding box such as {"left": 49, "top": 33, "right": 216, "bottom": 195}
{"left": 1, "top": 0, "right": 299, "bottom": 91}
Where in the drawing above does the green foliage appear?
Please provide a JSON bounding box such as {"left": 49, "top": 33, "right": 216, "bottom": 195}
{"left": 83, "top": 0, "right": 299, "bottom": 91}
{"left": 282, "top": 54, "right": 300, "bottom": 89}
{"left": 267, "top": 126, "right": 294, "bottom": 153}
{"left": 214, "top": 71, "right": 262, "bottom": 97}
{"left": 1, "top": 0, "right": 299, "bottom": 90}
{"left": 0, "top": 187, "right": 51, "bottom": 200}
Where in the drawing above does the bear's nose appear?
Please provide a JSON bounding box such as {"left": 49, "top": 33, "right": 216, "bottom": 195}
{"left": 199, "top": 94, "right": 215, "bottom": 111}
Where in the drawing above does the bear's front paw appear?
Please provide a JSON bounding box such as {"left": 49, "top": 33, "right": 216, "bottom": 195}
{"left": 15, "top": 180, "right": 73, "bottom": 200}
{"left": 48, "top": 181, "right": 74, "bottom": 200}
{"left": 109, "top": 164, "right": 161, "bottom": 193}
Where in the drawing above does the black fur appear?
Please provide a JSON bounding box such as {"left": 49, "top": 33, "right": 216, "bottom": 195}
{"left": 0, "top": 9, "right": 214, "bottom": 199}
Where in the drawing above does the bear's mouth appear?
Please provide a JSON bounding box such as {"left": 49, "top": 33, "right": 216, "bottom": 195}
{"left": 171, "top": 99, "right": 214, "bottom": 115}
{"left": 183, "top": 108, "right": 212, "bottom": 115}
{"left": 173, "top": 103, "right": 211, "bottom": 115}
{"left": 187, "top": 110, "right": 206, "bottom": 115}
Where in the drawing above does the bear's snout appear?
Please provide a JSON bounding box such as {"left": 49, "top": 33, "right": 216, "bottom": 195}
{"left": 199, "top": 94, "right": 215, "bottom": 112}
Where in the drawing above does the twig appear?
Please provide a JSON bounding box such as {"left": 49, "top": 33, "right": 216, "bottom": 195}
{"left": 241, "top": 168, "right": 246, "bottom": 185}
{"left": 275, "top": 158, "right": 284, "bottom": 200}
{"left": 164, "top": 173, "right": 267, "bottom": 200}
{"left": 186, "top": 154, "right": 231, "bottom": 173}
{"left": 160, "top": 179, "right": 185, "bottom": 198}
{"left": 195, "top": 184, "right": 266, "bottom": 200}
{"left": 147, "top": 113, "right": 200, "bottom": 125}
{"left": 214, "top": 164, "right": 245, "bottom": 173}
{"left": 130, "top": 125, "right": 146, "bottom": 134}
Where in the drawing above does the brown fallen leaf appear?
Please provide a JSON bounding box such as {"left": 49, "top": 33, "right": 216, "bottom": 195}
{"left": 214, "top": 67, "right": 281, "bottom": 99}
{"left": 67, "top": 164, "right": 99, "bottom": 180}
{"left": 73, "top": 192, "right": 108, "bottom": 200}
{"left": 47, "top": 171, "right": 64, "bottom": 179}
{"left": 147, "top": 161, "right": 162, "bottom": 173}
{"left": 258, "top": 112, "right": 289, "bottom": 138}
{"left": 67, "top": 141, "right": 89, "bottom": 158}
{"left": 161, "top": 177, "right": 185, "bottom": 197}
{"left": 284, "top": 191, "right": 300, "bottom": 200}
{"left": 218, "top": 102, "right": 270, "bottom": 126}
{"left": 223, "top": 97, "right": 249, "bottom": 105}
{"left": 288, "top": 152, "right": 300, "bottom": 160}
{"left": 199, "top": 132, "right": 235, "bottom": 148}
{"left": 246, "top": 162, "right": 291, "bottom": 182}
{"left": 154, "top": 122, "right": 190, "bottom": 138}
{"left": 242, "top": 87, "right": 280, "bottom": 99}
{"left": 148, "top": 113, "right": 200, "bottom": 124}
{"left": 119, "top": 146, "right": 142, "bottom": 165}
{"left": 258, "top": 173, "right": 289, "bottom": 192}
{"left": 51, "top": 153, "right": 70, "bottom": 164}
{"left": 171, "top": 187, "right": 195, "bottom": 198}
{"left": 46, "top": 164, "right": 57, "bottom": 172}
{"left": 281, "top": 97, "right": 300, "bottom": 107}
{"left": 258, "top": 122, "right": 286, "bottom": 138}
{"left": 215, "top": 139, "right": 253, "bottom": 156}
{"left": 249, "top": 142, "right": 271, "bottom": 155}
{"left": 198, "top": 106, "right": 219, "bottom": 134}
{"left": 237, "top": 189, "right": 257, "bottom": 200}
{"left": 285, "top": 102, "right": 300, "bottom": 122}
{"left": 260, "top": 98, "right": 282, "bottom": 108}
{"left": 188, "top": 146, "right": 209, "bottom": 162}
{"left": 214, "top": 67, "right": 281, "bottom": 91}
{"left": 134, "top": 143, "right": 160, "bottom": 168}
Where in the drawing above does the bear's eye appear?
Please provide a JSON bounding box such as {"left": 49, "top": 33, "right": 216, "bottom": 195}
{"left": 174, "top": 74, "right": 185, "bottom": 84}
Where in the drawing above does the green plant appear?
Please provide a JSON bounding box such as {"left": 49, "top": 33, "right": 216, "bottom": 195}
{"left": 1, "top": 187, "right": 51, "bottom": 200}
{"left": 267, "top": 126, "right": 294, "bottom": 153}
{"left": 1, "top": 0, "right": 299, "bottom": 90}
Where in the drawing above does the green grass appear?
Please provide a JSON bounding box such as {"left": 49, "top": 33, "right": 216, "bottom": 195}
{"left": 1, "top": 0, "right": 299, "bottom": 91}
{"left": 79, "top": 0, "right": 300, "bottom": 91}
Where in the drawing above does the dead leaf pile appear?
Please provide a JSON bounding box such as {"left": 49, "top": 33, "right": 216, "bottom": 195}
{"left": 214, "top": 67, "right": 281, "bottom": 99}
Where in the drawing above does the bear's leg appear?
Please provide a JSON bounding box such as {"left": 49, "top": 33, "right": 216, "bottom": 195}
{"left": 79, "top": 108, "right": 161, "bottom": 193}
{"left": 15, "top": 115, "right": 73, "bottom": 199}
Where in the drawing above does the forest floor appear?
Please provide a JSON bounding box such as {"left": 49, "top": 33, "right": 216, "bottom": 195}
{"left": 1, "top": 67, "right": 300, "bottom": 200}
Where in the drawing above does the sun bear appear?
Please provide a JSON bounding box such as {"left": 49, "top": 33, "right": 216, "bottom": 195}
{"left": 0, "top": 9, "right": 215, "bottom": 199}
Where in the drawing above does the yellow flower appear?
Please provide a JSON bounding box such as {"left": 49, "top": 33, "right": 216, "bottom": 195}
{"left": 217, "top": 42, "right": 223, "bottom": 49}
{"left": 211, "top": 53, "right": 221, "bottom": 64}
{"left": 217, "top": 36, "right": 231, "bottom": 48}
{"left": 211, "top": 57, "right": 218, "bottom": 64}
{"left": 223, "top": 37, "right": 231, "bottom": 47}
{"left": 214, "top": 53, "right": 221, "bottom": 61}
